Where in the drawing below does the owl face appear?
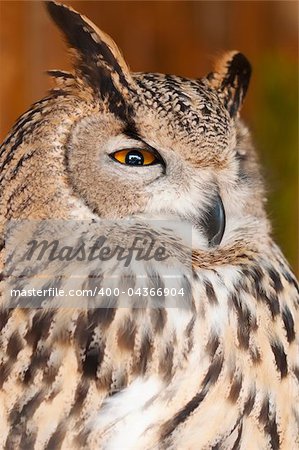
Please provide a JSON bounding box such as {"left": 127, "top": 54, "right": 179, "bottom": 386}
{"left": 48, "top": 2, "right": 266, "bottom": 250}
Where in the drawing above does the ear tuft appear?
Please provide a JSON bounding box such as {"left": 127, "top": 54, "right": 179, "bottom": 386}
{"left": 208, "top": 51, "right": 251, "bottom": 117}
{"left": 45, "top": 1, "right": 134, "bottom": 119}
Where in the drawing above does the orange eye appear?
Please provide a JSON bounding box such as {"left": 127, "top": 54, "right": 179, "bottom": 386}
{"left": 111, "top": 149, "right": 158, "bottom": 166}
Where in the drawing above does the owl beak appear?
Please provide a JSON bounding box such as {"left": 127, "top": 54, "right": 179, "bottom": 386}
{"left": 200, "top": 194, "right": 226, "bottom": 246}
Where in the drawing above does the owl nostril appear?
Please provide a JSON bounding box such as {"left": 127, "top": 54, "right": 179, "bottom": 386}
{"left": 202, "top": 194, "right": 226, "bottom": 246}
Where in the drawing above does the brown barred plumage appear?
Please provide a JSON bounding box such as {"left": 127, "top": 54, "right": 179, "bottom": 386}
{"left": 0, "top": 2, "right": 298, "bottom": 449}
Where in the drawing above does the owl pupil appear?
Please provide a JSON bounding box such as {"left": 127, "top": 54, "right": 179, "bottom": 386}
{"left": 125, "top": 150, "right": 144, "bottom": 165}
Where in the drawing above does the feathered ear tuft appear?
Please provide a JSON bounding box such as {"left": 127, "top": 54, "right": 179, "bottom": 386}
{"left": 45, "top": 1, "right": 134, "bottom": 119}
{"left": 207, "top": 52, "right": 251, "bottom": 118}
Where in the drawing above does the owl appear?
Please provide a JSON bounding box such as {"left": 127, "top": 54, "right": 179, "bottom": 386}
{"left": 0, "top": 1, "right": 298, "bottom": 449}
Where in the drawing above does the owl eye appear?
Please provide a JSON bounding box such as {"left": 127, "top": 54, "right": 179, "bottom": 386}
{"left": 110, "top": 149, "right": 159, "bottom": 166}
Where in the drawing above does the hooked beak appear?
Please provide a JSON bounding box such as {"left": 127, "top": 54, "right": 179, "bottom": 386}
{"left": 198, "top": 194, "right": 226, "bottom": 246}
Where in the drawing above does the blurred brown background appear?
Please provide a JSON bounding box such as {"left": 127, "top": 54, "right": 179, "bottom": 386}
{"left": 0, "top": 1, "right": 298, "bottom": 273}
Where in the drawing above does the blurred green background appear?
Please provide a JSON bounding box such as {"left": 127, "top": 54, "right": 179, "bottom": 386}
{"left": 1, "top": 1, "right": 298, "bottom": 274}
{"left": 253, "top": 54, "right": 298, "bottom": 274}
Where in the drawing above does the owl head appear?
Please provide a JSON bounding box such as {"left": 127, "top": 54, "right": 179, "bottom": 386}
{"left": 2, "top": 1, "right": 269, "bottom": 256}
